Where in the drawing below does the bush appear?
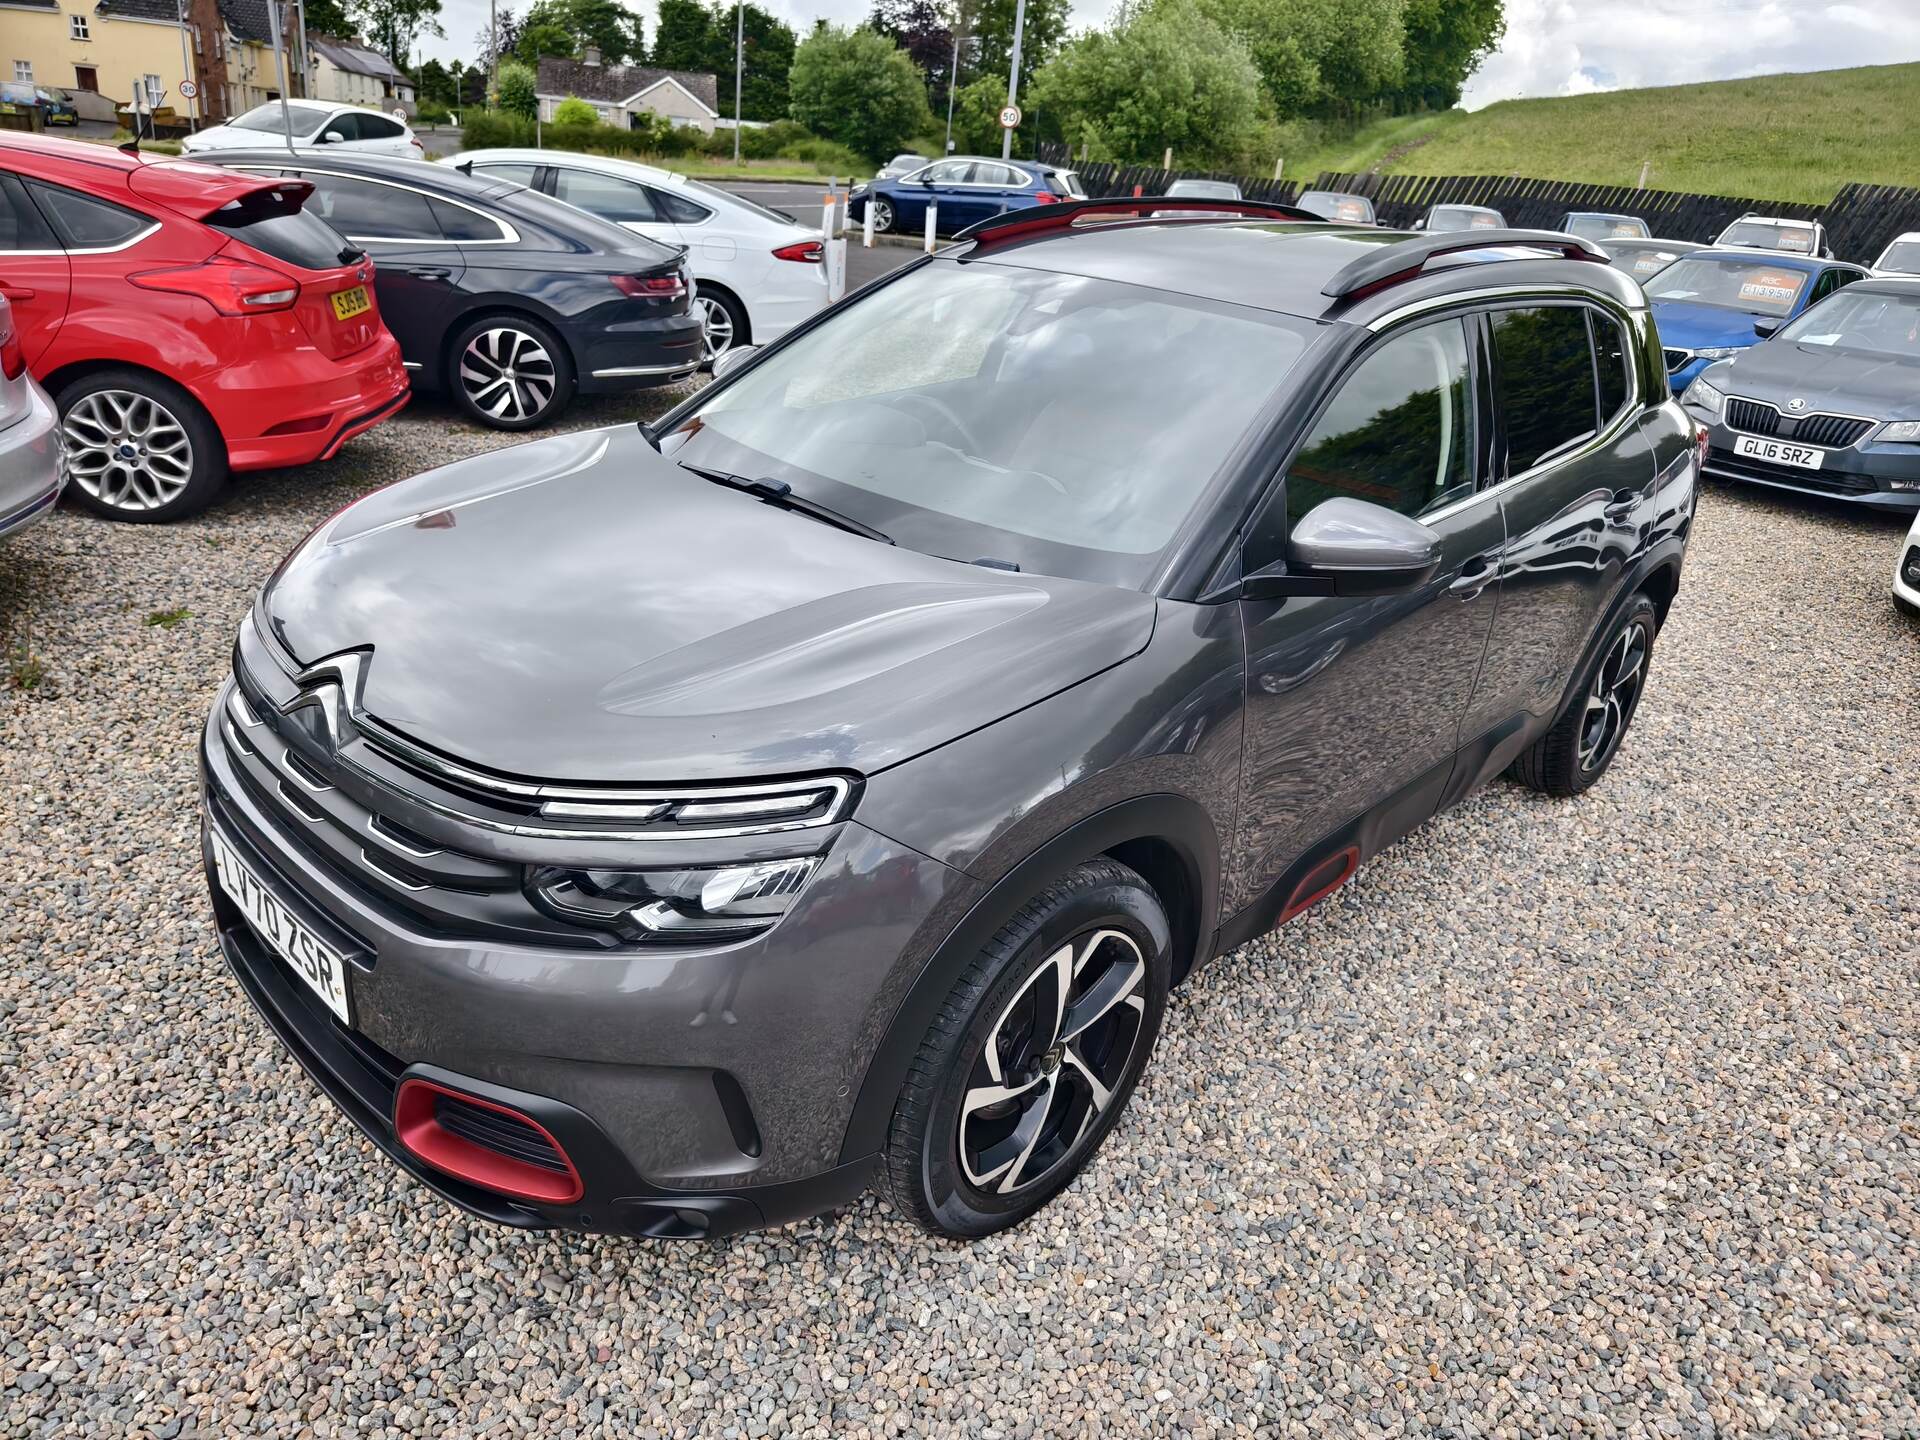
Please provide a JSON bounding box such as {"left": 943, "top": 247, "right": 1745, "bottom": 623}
{"left": 788, "top": 25, "right": 936, "bottom": 163}
{"left": 552, "top": 97, "right": 598, "bottom": 127}
{"left": 497, "top": 60, "right": 538, "bottom": 120}
{"left": 459, "top": 111, "right": 538, "bottom": 149}
{"left": 415, "top": 100, "right": 451, "bottom": 126}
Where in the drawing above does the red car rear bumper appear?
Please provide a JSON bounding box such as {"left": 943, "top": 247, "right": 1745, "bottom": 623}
{"left": 207, "top": 331, "right": 411, "bottom": 472}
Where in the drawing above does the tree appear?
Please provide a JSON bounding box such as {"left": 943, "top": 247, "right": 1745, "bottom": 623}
{"left": 1397, "top": 0, "right": 1503, "bottom": 108}
{"left": 304, "top": 0, "right": 357, "bottom": 40}
{"left": 416, "top": 56, "right": 455, "bottom": 103}
{"left": 971, "top": 0, "right": 1068, "bottom": 100}
{"left": 496, "top": 58, "right": 538, "bottom": 116}
{"left": 868, "top": 0, "right": 953, "bottom": 101}
{"left": 1029, "top": 0, "right": 1261, "bottom": 164}
{"left": 475, "top": 5, "right": 523, "bottom": 71}
{"left": 552, "top": 95, "right": 598, "bottom": 124}
{"left": 350, "top": 0, "right": 444, "bottom": 71}
{"left": 788, "top": 25, "right": 935, "bottom": 162}
{"left": 651, "top": 1, "right": 797, "bottom": 123}
{"left": 650, "top": 0, "right": 723, "bottom": 71}
{"left": 517, "top": 0, "right": 645, "bottom": 66}
{"left": 517, "top": 21, "right": 577, "bottom": 64}
{"left": 1192, "top": 0, "right": 1405, "bottom": 117}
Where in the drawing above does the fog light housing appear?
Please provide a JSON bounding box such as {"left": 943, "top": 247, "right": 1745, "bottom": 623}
{"left": 532, "top": 858, "right": 819, "bottom": 943}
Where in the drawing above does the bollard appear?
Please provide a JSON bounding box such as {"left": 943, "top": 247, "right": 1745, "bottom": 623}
{"left": 863, "top": 194, "right": 875, "bottom": 248}
{"left": 821, "top": 188, "right": 835, "bottom": 243}
{"left": 925, "top": 202, "right": 938, "bottom": 253}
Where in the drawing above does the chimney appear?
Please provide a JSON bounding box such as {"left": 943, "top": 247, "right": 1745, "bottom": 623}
{"left": 582, "top": 45, "right": 601, "bottom": 66}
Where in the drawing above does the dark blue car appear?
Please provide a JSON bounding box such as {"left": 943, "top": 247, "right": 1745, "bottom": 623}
{"left": 849, "top": 156, "right": 1086, "bottom": 236}
{"left": 1644, "top": 249, "right": 1869, "bottom": 392}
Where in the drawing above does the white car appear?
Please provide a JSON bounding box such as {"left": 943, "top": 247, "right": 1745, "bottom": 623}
{"left": 1872, "top": 231, "right": 1920, "bottom": 280}
{"left": 1895, "top": 508, "right": 1920, "bottom": 617}
{"left": 1713, "top": 213, "right": 1830, "bottom": 258}
{"left": 451, "top": 148, "right": 828, "bottom": 363}
{"left": 180, "top": 101, "right": 422, "bottom": 158}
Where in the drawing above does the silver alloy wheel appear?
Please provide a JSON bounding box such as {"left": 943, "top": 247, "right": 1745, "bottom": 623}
{"left": 459, "top": 326, "right": 558, "bottom": 422}
{"left": 958, "top": 928, "right": 1147, "bottom": 1195}
{"left": 871, "top": 197, "right": 895, "bottom": 233}
{"left": 1579, "top": 619, "right": 1650, "bottom": 772}
{"left": 696, "top": 294, "right": 735, "bottom": 362}
{"left": 62, "top": 389, "right": 194, "bottom": 512}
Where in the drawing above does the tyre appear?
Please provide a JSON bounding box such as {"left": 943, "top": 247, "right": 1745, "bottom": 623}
{"left": 450, "top": 314, "right": 573, "bottom": 430}
{"left": 57, "top": 369, "right": 227, "bottom": 523}
{"left": 884, "top": 858, "right": 1171, "bottom": 1239}
{"left": 1508, "top": 593, "right": 1659, "bottom": 797}
{"left": 869, "top": 197, "right": 895, "bottom": 234}
{"left": 693, "top": 286, "right": 748, "bottom": 368}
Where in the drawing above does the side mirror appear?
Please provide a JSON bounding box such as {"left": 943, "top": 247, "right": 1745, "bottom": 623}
{"left": 1753, "top": 318, "right": 1781, "bottom": 338}
{"left": 710, "top": 344, "right": 760, "bottom": 380}
{"left": 321, "top": 130, "right": 345, "bottom": 144}
{"left": 1240, "top": 497, "right": 1443, "bottom": 600}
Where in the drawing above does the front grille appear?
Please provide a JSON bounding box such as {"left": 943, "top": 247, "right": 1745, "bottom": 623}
{"left": 1664, "top": 348, "right": 1692, "bottom": 373}
{"left": 1726, "top": 396, "right": 1873, "bottom": 449}
{"left": 434, "top": 1095, "right": 572, "bottom": 1173}
{"left": 1706, "top": 448, "right": 1878, "bottom": 495}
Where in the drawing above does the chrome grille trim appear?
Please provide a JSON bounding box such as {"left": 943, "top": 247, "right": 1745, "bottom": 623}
{"left": 1726, "top": 394, "right": 1878, "bottom": 449}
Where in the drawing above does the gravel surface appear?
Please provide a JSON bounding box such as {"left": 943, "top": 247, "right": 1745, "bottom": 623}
{"left": 3, "top": 396, "right": 1918, "bottom": 1438}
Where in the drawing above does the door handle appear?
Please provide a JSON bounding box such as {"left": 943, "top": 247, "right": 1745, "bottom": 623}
{"left": 1603, "top": 489, "right": 1640, "bottom": 522}
{"left": 1450, "top": 552, "right": 1496, "bottom": 599}
{"left": 406, "top": 268, "right": 451, "bottom": 280}
{"left": 0, "top": 287, "right": 34, "bottom": 301}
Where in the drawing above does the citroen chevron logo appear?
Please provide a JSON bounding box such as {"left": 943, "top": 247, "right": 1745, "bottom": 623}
{"left": 283, "top": 652, "right": 369, "bottom": 754}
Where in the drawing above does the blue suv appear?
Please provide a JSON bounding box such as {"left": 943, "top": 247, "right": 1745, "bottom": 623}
{"left": 850, "top": 156, "right": 1086, "bottom": 236}
{"left": 1644, "top": 248, "right": 1868, "bottom": 392}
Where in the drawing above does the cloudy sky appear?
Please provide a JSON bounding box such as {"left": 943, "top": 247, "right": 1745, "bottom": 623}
{"left": 418, "top": 0, "right": 1920, "bottom": 111}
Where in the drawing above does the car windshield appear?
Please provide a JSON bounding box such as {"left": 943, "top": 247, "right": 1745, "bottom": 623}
{"left": 231, "top": 102, "right": 331, "bottom": 137}
{"left": 1608, "top": 244, "right": 1687, "bottom": 278}
{"left": 663, "top": 259, "right": 1314, "bottom": 586}
{"left": 1430, "top": 207, "right": 1502, "bottom": 231}
{"left": 1166, "top": 179, "right": 1241, "bottom": 200}
{"left": 1876, "top": 241, "right": 1920, "bottom": 274}
{"left": 1775, "top": 290, "right": 1920, "bottom": 357}
{"left": 1646, "top": 256, "right": 1811, "bottom": 314}
{"left": 1567, "top": 214, "right": 1649, "bottom": 241}
{"left": 1719, "top": 220, "right": 1814, "bottom": 253}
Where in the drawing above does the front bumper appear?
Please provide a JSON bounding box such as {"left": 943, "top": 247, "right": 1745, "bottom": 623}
{"left": 204, "top": 331, "right": 411, "bottom": 473}
{"left": 1894, "top": 517, "right": 1920, "bottom": 614}
{"left": 1686, "top": 405, "right": 1920, "bottom": 510}
{"left": 198, "top": 683, "right": 970, "bottom": 1236}
{"left": 0, "top": 378, "right": 62, "bottom": 539}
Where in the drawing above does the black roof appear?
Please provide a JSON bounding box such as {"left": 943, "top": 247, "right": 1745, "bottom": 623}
{"left": 964, "top": 220, "right": 1646, "bottom": 326}
{"left": 95, "top": 0, "right": 180, "bottom": 19}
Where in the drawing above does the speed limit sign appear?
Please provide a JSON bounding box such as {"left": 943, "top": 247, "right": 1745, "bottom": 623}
{"left": 998, "top": 104, "right": 1021, "bottom": 129}
{"left": 391, "top": 106, "right": 407, "bottom": 120}
{"left": 178, "top": 79, "right": 198, "bottom": 100}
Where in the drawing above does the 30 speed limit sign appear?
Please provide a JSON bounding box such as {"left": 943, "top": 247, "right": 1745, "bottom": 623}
{"left": 178, "top": 79, "right": 199, "bottom": 99}
{"left": 998, "top": 104, "right": 1021, "bottom": 129}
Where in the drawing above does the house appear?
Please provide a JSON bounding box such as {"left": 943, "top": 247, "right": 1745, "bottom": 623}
{"left": 306, "top": 32, "right": 413, "bottom": 114}
{"left": 534, "top": 50, "right": 719, "bottom": 134}
{"left": 0, "top": 0, "right": 300, "bottom": 125}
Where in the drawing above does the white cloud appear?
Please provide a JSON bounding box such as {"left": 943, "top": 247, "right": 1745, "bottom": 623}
{"left": 1461, "top": 0, "right": 1920, "bottom": 109}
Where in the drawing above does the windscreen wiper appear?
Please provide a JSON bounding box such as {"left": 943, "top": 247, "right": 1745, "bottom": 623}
{"left": 679, "top": 464, "right": 893, "bottom": 545}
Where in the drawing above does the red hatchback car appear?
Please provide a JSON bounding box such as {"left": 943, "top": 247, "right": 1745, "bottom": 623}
{"left": 0, "top": 134, "right": 408, "bottom": 521}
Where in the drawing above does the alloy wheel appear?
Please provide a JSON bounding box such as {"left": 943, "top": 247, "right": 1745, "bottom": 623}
{"left": 957, "top": 928, "right": 1148, "bottom": 1196}
{"left": 1579, "top": 618, "right": 1649, "bottom": 772}
{"left": 871, "top": 198, "right": 895, "bottom": 233}
{"left": 62, "top": 389, "right": 194, "bottom": 513}
{"left": 458, "top": 327, "right": 558, "bottom": 422}
{"left": 695, "top": 295, "right": 735, "bottom": 362}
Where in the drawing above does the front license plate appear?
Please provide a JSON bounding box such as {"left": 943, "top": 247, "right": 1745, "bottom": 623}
{"left": 330, "top": 285, "right": 371, "bottom": 321}
{"left": 212, "top": 830, "right": 351, "bottom": 1024}
{"left": 1734, "top": 434, "right": 1824, "bottom": 470}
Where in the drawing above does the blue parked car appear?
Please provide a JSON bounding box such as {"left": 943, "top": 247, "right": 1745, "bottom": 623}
{"left": 849, "top": 156, "right": 1086, "bottom": 236}
{"left": 1645, "top": 249, "right": 1870, "bottom": 392}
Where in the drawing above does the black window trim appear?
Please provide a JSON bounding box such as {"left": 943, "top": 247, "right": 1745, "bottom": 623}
{"left": 14, "top": 176, "right": 159, "bottom": 255}
{"left": 226, "top": 164, "right": 519, "bottom": 246}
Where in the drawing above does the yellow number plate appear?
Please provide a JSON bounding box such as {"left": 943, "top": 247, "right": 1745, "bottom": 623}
{"left": 330, "top": 285, "right": 371, "bottom": 321}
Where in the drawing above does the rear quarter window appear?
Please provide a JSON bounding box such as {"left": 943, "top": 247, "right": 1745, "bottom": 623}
{"left": 428, "top": 197, "right": 506, "bottom": 241}
{"left": 26, "top": 181, "right": 150, "bottom": 248}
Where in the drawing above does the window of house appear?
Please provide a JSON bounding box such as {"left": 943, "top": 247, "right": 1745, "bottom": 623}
{"left": 12, "top": 62, "right": 33, "bottom": 83}
{"left": 69, "top": 14, "right": 90, "bottom": 39}
{"left": 142, "top": 74, "right": 162, "bottom": 104}
{"left": 1286, "top": 317, "right": 1477, "bottom": 524}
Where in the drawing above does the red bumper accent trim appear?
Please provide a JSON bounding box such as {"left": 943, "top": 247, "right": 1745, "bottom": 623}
{"left": 1279, "top": 845, "right": 1360, "bottom": 923}
{"left": 393, "top": 1077, "right": 585, "bottom": 1205}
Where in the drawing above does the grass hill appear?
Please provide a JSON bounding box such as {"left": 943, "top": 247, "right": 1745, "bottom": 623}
{"left": 1284, "top": 62, "right": 1920, "bottom": 204}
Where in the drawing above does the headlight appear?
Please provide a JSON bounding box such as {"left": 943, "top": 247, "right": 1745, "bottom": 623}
{"left": 1878, "top": 420, "right": 1920, "bottom": 443}
{"left": 533, "top": 858, "right": 819, "bottom": 943}
{"left": 1682, "top": 376, "right": 1725, "bottom": 413}
{"left": 1692, "top": 346, "right": 1742, "bottom": 360}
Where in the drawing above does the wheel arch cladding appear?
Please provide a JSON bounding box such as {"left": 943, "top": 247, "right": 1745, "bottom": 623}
{"left": 839, "top": 794, "right": 1218, "bottom": 1168}
{"left": 1641, "top": 557, "right": 1682, "bottom": 631}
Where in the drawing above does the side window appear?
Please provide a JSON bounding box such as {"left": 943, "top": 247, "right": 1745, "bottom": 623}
{"left": 1589, "top": 311, "right": 1630, "bottom": 421}
{"left": 0, "top": 173, "right": 59, "bottom": 250}
{"left": 1285, "top": 318, "right": 1476, "bottom": 526}
{"left": 473, "top": 162, "right": 538, "bottom": 188}
{"left": 427, "top": 197, "right": 505, "bottom": 242}
{"left": 1490, "top": 306, "right": 1597, "bottom": 472}
{"left": 922, "top": 161, "right": 975, "bottom": 184}
{"left": 24, "top": 180, "right": 150, "bottom": 249}
{"left": 551, "top": 167, "right": 657, "bottom": 223}
{"left": 976, "top": 164, "right": 1019, "bottom": 187}
{"left": 650, "top": 187, "right": 711, "bottom": 224}
{"left": 358, "top": 114, "right": 404, "bottom": 140}
{"left": 320, "top": 111, "right": 359, "bottom": 141}
{"left": 297, "top": 173, "right": 440, "bottom": 241}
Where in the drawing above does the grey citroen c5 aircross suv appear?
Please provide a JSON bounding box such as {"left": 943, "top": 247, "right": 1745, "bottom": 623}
{"left": 201, "top": 201, "right": 1700, "bottom": 1239}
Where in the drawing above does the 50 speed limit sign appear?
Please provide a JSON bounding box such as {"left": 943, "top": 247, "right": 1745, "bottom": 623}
{"left": 998, "top": 104, "right": 1021, "bottom": 129}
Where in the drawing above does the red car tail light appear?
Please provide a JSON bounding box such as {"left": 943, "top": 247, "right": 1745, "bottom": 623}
{"left": 1032, "top": 191, "right": 1061, "bottom": 204}
{"left": 612, "top": 272, "right": 687, "bottom": 300}
{"left": 129, "top": 256, "right": 300, "bottom": 316}
{"left": 0, "top": 317, "right": 22, "bottom": 382}
{"left": 772, "top": 239, "right": 824, "bottom": 263}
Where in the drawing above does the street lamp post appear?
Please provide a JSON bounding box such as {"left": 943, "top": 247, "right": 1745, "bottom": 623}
{"left": 732, "top": 0, "right": 743, "bottom": 166}
{"left": 943, "top": 30, "right": 958, "bottom": 155}
{"left": 999, "top": 0, "right": 1025, "bottom": 161}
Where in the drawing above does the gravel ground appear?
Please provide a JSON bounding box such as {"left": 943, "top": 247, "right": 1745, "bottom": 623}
{"left": 3, "top": 395, "right": 1918, "bottom": 1438}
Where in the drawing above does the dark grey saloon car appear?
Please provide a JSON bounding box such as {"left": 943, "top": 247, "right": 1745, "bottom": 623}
{"left": 199, "top": 204, "right": 1700, "bottom": 1240}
